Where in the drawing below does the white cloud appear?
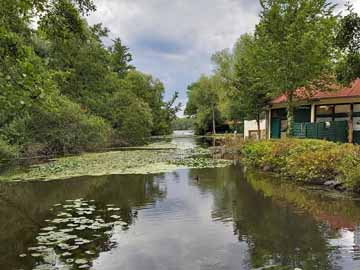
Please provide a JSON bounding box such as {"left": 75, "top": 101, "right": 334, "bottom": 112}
{"left": 87, "top": 0, "right": 360, "bottom": 107}
{"left": 88, "top": 0, "right": 259, "bottom": 103}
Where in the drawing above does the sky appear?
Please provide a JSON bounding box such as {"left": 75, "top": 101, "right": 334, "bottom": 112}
{"left": 88, "top": 0, "right": 360, "bottom": 114}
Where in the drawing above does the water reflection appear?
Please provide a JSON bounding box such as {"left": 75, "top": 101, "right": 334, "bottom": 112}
{"left": 0, "top": 174, "right": 165, "bottom": 270}
{"left": 2, "top": 166, "right": 360, "bottom": 269}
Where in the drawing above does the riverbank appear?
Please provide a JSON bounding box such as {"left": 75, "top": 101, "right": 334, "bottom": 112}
{"left": 219, "top": 139, "right": 360, "bottom": 193}
{"left": 0, "top": 141, "right": 232, "bottom": 182}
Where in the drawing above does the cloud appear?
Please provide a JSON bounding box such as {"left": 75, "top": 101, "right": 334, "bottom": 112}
{"left": 88, "top": 0, "right": 360, "bottom": 115}
{"left": 88, "top": 0, "right": 260, "bottom": 109}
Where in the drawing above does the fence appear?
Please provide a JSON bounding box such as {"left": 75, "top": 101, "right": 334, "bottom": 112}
{"left": 293, "top": 121, "right": 349, "bottom": 143}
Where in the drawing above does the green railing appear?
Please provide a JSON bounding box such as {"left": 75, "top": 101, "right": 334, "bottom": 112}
{"left": 293, "top": 121, "right": 349, "bottom": 143}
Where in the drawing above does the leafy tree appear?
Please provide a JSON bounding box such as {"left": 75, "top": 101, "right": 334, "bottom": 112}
{"left": 185, "top": 75, "right": 221, "bottom": 135}
{"left": 104, "top": 91, "right": 153, "bottom": 146}
{"left": 211, "top": 50, "right": 244, "bottom": 123}
{"left": 256, "top": 0, "right": 337, "bottom": 135}
{"left": 3, "top": 93, "right": 111, "bottom": 155}
{"left": 123, "top": 71, "right": 180, "bottom": 135}
{"left": 109, "top": 38, "right": 134, "bottom": 77}
{"left": 172, "top": 118, "right": 195, "bottom": 131}
{"left": 0, "top": 0, "right": 176, "bottom": 161}
{"left": 232, "top": 34, "right": 272, "bottom": 137}
{"left": 336, "top": 2, "right": 360, "bottom": 84}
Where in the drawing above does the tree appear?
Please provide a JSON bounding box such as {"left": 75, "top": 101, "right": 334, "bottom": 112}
{"left": 172, "top": 118, "right": 195, "bottom": 131}
{"left": 185, "top": 75, "right": 221, "bottom": 135}
{"left": 211, "top": 50, "right": 245, "bottom": 123}
{"left": 256, "top": 0, "right": 337, "bottom": 135}
{"left": 0, "top": 0, "right": 177, "bottom": 159}
{"left": 232, "top": 34, "right": 272, "bottom": 138}
{"left": 109, "top": 38, "right": 134, "bottom": 77}
{"left": 105, "top": 91, "right": 153, "bottom": 146}
{"left": 336, "top": 2, "right": 360, "bottom": 84}
{"left": 123, "top": 70, "right": 180, "bottom": 135}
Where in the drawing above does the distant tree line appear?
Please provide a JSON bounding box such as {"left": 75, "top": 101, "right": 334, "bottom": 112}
{"left": 172, "top": 118, "right": 195, "bottom": 131}
{"left": 0, "top": 0, "right": 180, "bottom": 161}
{"left": 186, "top": 0, "right": 360, "bottom": 136}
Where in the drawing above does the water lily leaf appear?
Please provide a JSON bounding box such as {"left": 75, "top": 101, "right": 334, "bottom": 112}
{"left": 75, "top": 259, "right": 88, "bottom": 264}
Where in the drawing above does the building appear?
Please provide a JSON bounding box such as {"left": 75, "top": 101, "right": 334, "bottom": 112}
{"left": 244, "top": 120, "right": 266, "bottom": 139}
{"left": 266, "top": 79, "right": 360, "bottom": 143}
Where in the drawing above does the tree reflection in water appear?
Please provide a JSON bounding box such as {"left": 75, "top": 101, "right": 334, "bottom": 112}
{"left": 0, "top": 173, "right": 166, "bottom": 270}
{"left": 190, "top": 166, "right": 360, "bottom": 270}
{"left": 2, "top": 166, "right": 360, "bottom": 270}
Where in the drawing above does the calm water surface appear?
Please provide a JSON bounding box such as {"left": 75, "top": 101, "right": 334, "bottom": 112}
{"left": 2, "top": 138, "right": 360, "bottom": 269}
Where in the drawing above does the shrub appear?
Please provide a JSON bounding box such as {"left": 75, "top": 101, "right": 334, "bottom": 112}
{"left": 241, "top": 139, "right": 293, "bottom": 170}
{"left": 0, "top": 137, "right": 19, "bottom": 164}
{"left": 338, "top": 145, "right": 360, "bottom": 191}
{"left": 3, "top": 94, "right": 112, "bottom": 155}
{"left": 241, "top": 139, "right": 360, "bottom": 190}
{"left": 105, "top": 91, "right": 153, "bottom": 146}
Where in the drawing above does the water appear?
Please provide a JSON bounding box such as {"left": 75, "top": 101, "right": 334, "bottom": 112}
{"left": 2, "top": 140, "right": 360, "bottom": 269}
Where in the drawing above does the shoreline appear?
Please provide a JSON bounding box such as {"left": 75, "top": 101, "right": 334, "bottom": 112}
{"left": 216, "top": 138, "right": 360, "bottom": 196}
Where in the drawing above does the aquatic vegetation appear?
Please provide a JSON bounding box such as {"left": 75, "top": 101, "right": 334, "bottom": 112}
{"left": 19, "top": 199, "right": 126, "bottom": 270}
{"left": 169, "top": 157, "right": 232, "bottom": 168}
{"left": 0, "top": 143, "right": 231, "bottom": 182}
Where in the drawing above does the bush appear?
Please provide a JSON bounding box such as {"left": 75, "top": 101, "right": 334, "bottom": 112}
{"left": 241, "top": 139, "right": 360, "bottom": 190}
{"left": 0, "top": 138, "right": 19, "bottom": 164}
{"left": 105, "top": 91, "right": 153, "bottom": 146}
{"left": 3, "top": 94, "right": 111, "bottom": 155}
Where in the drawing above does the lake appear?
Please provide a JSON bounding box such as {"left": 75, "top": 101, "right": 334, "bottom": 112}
{"left": 2, "top": 137, "right": 360, "bottom": 270}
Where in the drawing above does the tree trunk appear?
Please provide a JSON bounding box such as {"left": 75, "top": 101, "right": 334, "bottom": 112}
{"left": 256, "top": 114, "right": 261, "bottom": 140}
{"left": 212, "top": 105, "right": 216, "bottom": 135}
{"left": 287, "top": 95, "right": 294, "bottom": 137}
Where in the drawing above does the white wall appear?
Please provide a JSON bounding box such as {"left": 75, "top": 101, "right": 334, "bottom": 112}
{"left": 244, "top": 120, "right": 266, "bottom": 139}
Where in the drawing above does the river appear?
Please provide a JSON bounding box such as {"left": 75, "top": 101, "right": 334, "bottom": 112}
{"left": 1, "top": 135, "right": 360, "bottom": 270}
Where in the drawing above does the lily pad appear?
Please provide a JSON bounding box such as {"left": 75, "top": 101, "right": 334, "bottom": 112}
{"left": 75, "top": 259, "right": 88, "bottom": 264}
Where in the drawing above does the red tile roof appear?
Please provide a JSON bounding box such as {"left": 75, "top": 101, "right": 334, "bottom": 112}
{"left": 271, "top": 79, "right": 360, "bottom": 104}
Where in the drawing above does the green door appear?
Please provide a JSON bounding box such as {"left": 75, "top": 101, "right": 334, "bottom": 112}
{"left": 271, "top": 118, "right": 281, "bottom": 139}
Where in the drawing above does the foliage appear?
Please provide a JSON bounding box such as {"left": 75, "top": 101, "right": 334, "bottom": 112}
{"left": 0, "top": 0, "right": 178, "bottom": 161}
{"left": 241, "top": 139, "right": 360, "bottom": 190}
{"left": 0, "top": 138, "right": 19, "bottom": 164}
{"left": 335, "top": 3, "right": 360, "bottom": 84}
{"left": 123, "top": 71, "right": 181, "bottom": 136}
{"left": 0, "top": 142, "right": 231, "bottom": 182}
{"left": 169, "top": 157, "right": 231, "bottom": 168}
{"left": 105, "top": 91, "right": 153, "bottom": 146}
{"left": 172, "top": 118, "right": 195, "bottom": 131}
{"left": 256, "top": 0, "right": 337, "bottom": 135}
{"left": 3, "top": 94, "right": 111, "bottom": 155}
{"left": 186, "top": 0, "right": 339, "bottom": 137}
{"left": 185, "top": 75, "right": 222, "bottom": 135}
{"left": 231, "top": 34, "right": 272, "bottom": 132}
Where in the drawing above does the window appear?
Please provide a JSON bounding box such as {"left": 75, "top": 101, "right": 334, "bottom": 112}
{"left": 354, "top": 117, "right": 360, "bottom": 131}
{"left": 335, "top": 105, "right": 351, "bottom": 114}
{"left": 354, "top": 104, "right": 360, "bottom": 113}
{"left": 316, "top": 105, "right": 334, "bottom": 116}
{"left": 317, "top": 117, "right": 332, "bottom": 123}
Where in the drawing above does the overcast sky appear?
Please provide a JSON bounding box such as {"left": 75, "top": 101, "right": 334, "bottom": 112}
{"left": 88, "top": 0, "right": 360, "bottom": 113}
